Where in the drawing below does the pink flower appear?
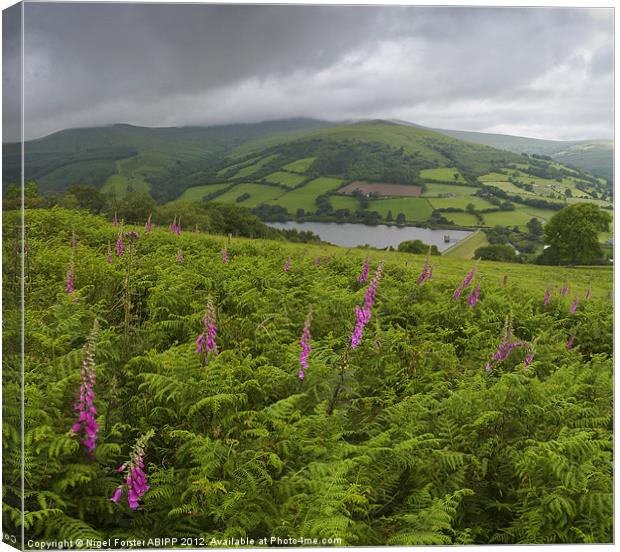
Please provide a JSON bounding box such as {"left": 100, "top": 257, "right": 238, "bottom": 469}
{"left": 485, "top": 315, "right": 524, "bottom": 371}
{"left": 106, "top": 242, "right": 113, "bottom": 264}
{"left": 586, "top": 287, "right": 591, "bottom": 299}
{"left": 176, "top": 249, "right": 185, "bottom": 263}
{"left": 111, "top": 430, "right": 154, "bottom": 510}
{"left": 544, "top": 287, "right": 551, "bottom": 305}
{"left": 196, "top": 295, "right": 218, "bottom": 363}
{"left": 569, "top": 295, "right": 578, "bottom": 315}
{"left": 284, "top": 258, "right": 291, "bottom": 273}
{"left": 169, "top": 217, "right": 181, "bottom": 235}
{"left": 357, "top": 257, "right": 370, "bottom": 283}
{"left": 110, "top": 487, "right": 123, "bottom": 503}
{"left": 314, "top": 257, "right": 321, "bottom": 266}
{"left": 144, "top": 214, "right": 153, "bottom": 233}
{"left": 454, "top": 266, "right": 475, "bottom": 299}
{"left": 298, "top": 311, "right": 312, "bottom": 379}
{"left": 560, "top": 283, "right": 569, "bottom": 297}
{"left": 351, "top": 261, "right": 384, "bottom": 349}
{"left": 66, "top": 261, "right": 75, "bottom": 294}
{"left": 417, "top": 248, "right": 432, "bottom": 285}
{"left": 467, "top": 284, "right": 480, "bottom": 308}
{"left": 351, "top": 306, "right": 371, "bottom": 349}
{"left": 71, "top": 322, "right": 100, "bottom": 457}
{"left": 566, "top": 334, "right": 575, "bottom": 350}
{"left": 524, "top": 349, "right": 534, "bottom": 368}
{"left": 222, "top": 247, "right": 228, "bottom": 265}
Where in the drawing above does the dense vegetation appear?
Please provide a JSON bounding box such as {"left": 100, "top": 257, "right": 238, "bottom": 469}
{"left": 3, "top": 207, "right": 612, "bottom": 546}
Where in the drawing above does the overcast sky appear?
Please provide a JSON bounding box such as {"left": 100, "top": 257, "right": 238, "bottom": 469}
{"left": 2, "top": 3, "right": 614, "bottom": 141}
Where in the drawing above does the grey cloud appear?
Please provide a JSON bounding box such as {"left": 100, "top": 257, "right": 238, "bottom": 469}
{"left": 5, "top": 3, "right": 614, "bottom": 141}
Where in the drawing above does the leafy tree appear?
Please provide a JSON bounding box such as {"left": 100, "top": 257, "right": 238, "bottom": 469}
{"left": 541, "top": 203, "right": 611, "bottom": 265}
{"left": 395, "top": 213, "right": 406, "bottom": 225}
{"left": 397, "top": 240, "right": 439, "bottom": 255}
{"left": 386, "top": 210, "right": 393, "bottom": 222}
{"left": 526, "top": 217, "right": 544, "bottom": 238}
{"left": 68, "top": 184, "right": 106, "bottom": 213}
{"left": 117, "top": 192, "right": 157, "bottom": 223}
{"left": 474, "top": 244, "right": 518, "bottom": 262}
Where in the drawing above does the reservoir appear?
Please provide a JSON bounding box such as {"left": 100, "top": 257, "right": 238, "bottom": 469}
{"left": 267, "top": 221, "right": 473, "bottom": 251}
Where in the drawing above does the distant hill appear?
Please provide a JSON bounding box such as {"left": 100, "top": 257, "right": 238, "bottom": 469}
{"left": 2, "top": 118, "right": 335, "bottom": 197}
{"left": 425, "top": 127, "right": 613, "bottom": 182}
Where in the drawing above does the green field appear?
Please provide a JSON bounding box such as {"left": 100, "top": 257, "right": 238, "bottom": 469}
{"left": 443, "top": 230, "right": 490, "bottom": 259}
{"left": 179, "top": 183, "right": 232, "bottom": 201}
{"left": 216, "top": 156, "right": 261, "bottom": 178}
{"left": 422, "top": 183, "right": 478, "bottom": 197}
{"left": 483, "top": 181, "right": 538, "bottom": 196}
{"left": 366, "top": 198, "right": 434, "bottom": 222}
{"left": 478, "top": 172, "right": 510, "bottom": 182}
{"left": 232, "top": 154, "right": 279, "bottom": 179}
{"left": 482, "top": 207, "right": 555, "bottom": 228}
{"left": 263, "top": 171, "right": 307, "bottom": 188}
{"left": 420, "top": 167, "right": 465, "bottom": 182}
{"left": 330, "top": 195, "right": 362, "bottom": 212}
{"left": 428, "top": 196, "right": 496, "bottom": 210}
{"left": 270, "top": 177, "right": 344, "bottom": 213}
{"left": 444, "top": 212, "right": 482, "bottom": 227}
{"left": 100, "top": 173, "right": 151, "bottom": 197}
{"left": 213, "top": 183, "right": 284, "bottom": 207}
{"left": 282, "top": 157, "right": 317, "bottom": 174}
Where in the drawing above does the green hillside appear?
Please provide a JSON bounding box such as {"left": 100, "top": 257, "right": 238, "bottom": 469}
{"left": 3, "top": 207, "right": 613, "bottom": 544}
{"left": 4, "top": 119, "right": 612, "bottom": 235}
{"left": 432, "top": 127, "right": 613, "bottom": 182}
{"left": 2, "top": 119, "right": 334, "bottom": 199}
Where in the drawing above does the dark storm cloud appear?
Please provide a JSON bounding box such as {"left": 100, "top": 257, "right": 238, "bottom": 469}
{"left": 8, "top": 3, "right": 614, "bottom": 141}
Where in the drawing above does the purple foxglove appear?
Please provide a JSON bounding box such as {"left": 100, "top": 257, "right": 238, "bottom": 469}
{"left": 586, "top": 287, "right": 591, "bottom": 299}
{"left": 222, "top": 247, "right": 228, "bottom": 265}
{"left": 569, "top": 295, "right": 578, "bottom": 315}
{"left": 144, "top": 214, "right": 153, "bottom": 233}
{"left": 454, "top": 266, "right": 476, "bottom": 299}
{"left": 196, "top": 295, "right": 218, "bottom": 363}
{"left": 357, "top": 257, "right": 370, "bottom": 283}
{"left": 468, "top": 284, "right": 480, "bottom": 308}
{"left": 544, "top": 287, "right": 551, "bottom": 305}
{"left": 298, "top": 311, "right": 312, "bottom": 379}
{"left": 71, "top": 322, "right": 100, "bottom": 457}
{"left": 176, "top": 249, "right": 185, "bottom": 263}
{"left": 418, "top": 248, "right": 432, "bottom": 285}
{"left": 284, "top": 258, "right": 291, "bottom": 273}
{"left": 66, "top": 261, "right": 75, "bottom": 294}
{"left": 566, "top": 334, "right": 575, "bottom": 350}
{"left": 112, "top": 430, "right": 154, "bottom": 510}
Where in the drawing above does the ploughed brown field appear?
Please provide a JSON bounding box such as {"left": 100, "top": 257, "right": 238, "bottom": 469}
{"left": 337, "top": 181, "right": 423, "bottom": 197}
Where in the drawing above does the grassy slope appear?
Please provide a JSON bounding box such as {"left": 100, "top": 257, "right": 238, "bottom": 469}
{"left": 4, "top": 207, "right": 612, "bottom": 544}
{"left": 179, "top": 183, "right": 231, "bottom": 201}
{"left": 213, "top": 183, "right": 286, "bottom": 207}
{"left": 443, "top": 230, "right": 490, "bottom": 259}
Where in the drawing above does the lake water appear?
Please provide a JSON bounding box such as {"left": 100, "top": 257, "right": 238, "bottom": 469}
{"left": 267, "top": 221, "right": 473, "bottom": 251}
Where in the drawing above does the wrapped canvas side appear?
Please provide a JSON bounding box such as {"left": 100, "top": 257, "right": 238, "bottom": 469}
{"left": 3, "top": 2, "right": 25, "bottom": 550}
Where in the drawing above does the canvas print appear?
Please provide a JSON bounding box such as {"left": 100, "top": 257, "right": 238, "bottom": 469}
{"left": 2, "top": 2, "right": 614, "bottom": 548}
